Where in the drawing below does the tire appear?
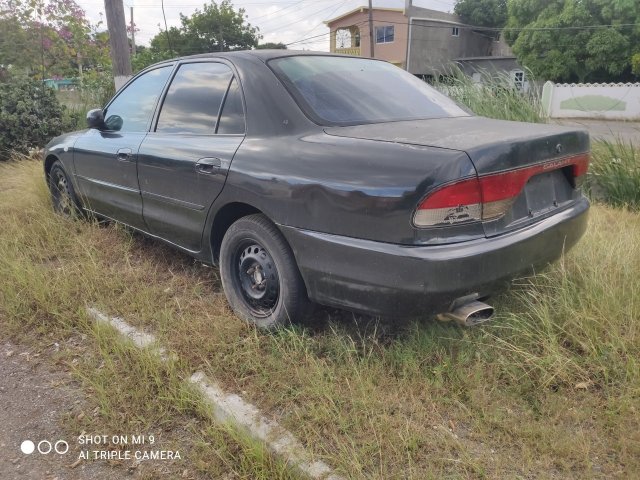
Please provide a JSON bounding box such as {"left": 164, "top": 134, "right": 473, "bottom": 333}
{"left": 220, "top": 214, "right": 309, "bottom": 330}
{"left": 48, "top": 161, "right": 82, "bottom": 219}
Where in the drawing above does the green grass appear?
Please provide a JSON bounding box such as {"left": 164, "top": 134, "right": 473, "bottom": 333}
{"left": 588, "top": 137, "right": 640, "bottom": 209}
{"left": 1, "top": 159, "right": 638, "bottom": 478}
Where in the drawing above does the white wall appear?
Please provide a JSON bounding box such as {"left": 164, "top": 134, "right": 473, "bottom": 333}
{"left": 542, "top": 81, "right": 640, "bottom": 120}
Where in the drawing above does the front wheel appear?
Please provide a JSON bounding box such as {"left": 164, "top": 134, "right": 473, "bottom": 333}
{"left": 219, "top": 214, "right": 309, "bottom": 330}
{"left": 48, "top": 161, "right": 82, "bottom": 218}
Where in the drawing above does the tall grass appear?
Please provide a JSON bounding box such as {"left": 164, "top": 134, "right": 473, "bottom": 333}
{"left": 434, "top": 65, "right": 545, "bottom": 123}
{"left": 588, "top": 137, "right": 640, "bottom": 209}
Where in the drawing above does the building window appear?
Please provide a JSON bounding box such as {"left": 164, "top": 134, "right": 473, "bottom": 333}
{"left": 512, "top": 70, "right": 525, "bottom": 90}
{"left": 336, "top": 29, "right": 351, "bottom": 48}
{"left": 451, "top": 27, "right": 459, "bottom": 37}
{"left": 375, "top": 25, "right": 394, "bottom": 44}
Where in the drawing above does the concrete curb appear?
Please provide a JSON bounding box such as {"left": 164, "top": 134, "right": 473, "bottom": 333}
{"left": 86, "top": 306, "right": 343, "bottom": 480}
{"left": 189, "top": 371, "right": 340, "bottom": 480}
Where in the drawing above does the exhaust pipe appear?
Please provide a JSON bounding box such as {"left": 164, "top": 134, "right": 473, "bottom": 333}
{"left": 437, "top": 300, "right": 495, "bottom": 327}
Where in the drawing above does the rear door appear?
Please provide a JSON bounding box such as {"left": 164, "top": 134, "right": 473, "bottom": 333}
{"left": 137, "top": 61, "right": 246, "bottom": 251}
{"left": 73, "top": 65, "right": 173, "bottom": 229}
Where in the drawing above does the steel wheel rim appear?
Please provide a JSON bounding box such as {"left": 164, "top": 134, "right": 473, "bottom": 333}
{"left": 234, "top": 241, "right": 280, "bottom": 317}
{"left": 53, "top": 171, "right": 74, "bottom": 217}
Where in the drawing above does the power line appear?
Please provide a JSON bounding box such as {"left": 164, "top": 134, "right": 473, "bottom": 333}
{"left": 260, "top": 0, "right": 348, "bottom": 36}
{"left": 245, "top": 0, "right": 331, "bottom": 24}
{"left": 290, "top": 0, "right": 345, "bottom": 42}
{"left": 121, "top": 1, "right": 305, "bottom": 6}
{"left": 285, "top": 19, "right": 640, "bottom": 48}
{"left": 408, "top": 20, "right": 640, "bottom": 32}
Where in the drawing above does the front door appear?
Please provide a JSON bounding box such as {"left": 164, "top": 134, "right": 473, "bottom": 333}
{"left": 137, "top": 62, "right": 246, "bottom": 251}
{"left": 73, "top": 65, "right": 173, "bottom": 229}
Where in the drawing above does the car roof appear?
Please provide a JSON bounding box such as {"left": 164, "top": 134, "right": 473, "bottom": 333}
{"left": 151, "top": 49, "right": 354, "bottom": 68}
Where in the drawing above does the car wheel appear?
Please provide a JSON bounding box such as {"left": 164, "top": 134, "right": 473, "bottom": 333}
{"left": 220, "top": 214, "right": 309, "bottom": 330}
{"left": 49, "top": 161, "right": 82, "bottom": 218}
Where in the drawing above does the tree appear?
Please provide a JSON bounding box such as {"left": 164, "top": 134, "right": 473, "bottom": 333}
{"left": 0, "top": 0, "right": 109, "bottom": 79}
{"left": 256, "top": 42, "right": 287, "bottom": 49}
{"left": 454, "top": 0, "right": 507, "bottom": 29}
{"left": 504, "top": 0, "right": 640, "bottom": 82}
{"left": 149, "top": 0, "right": 260, "bottom": 58}
{"left": 632, "top": 53, "right": 640, "bottom": 77}
{"left": 131, "top": 45, "right": 173, "bottom": 73}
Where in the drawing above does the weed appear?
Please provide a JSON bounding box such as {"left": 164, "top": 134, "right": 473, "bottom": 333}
{"left": 588, "top": 137, "right": 640, "bottom": 209}
{"left": 434, "top": 65, "right": 545, "bottom": 124}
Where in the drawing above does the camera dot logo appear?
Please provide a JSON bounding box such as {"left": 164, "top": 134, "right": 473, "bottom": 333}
{"left": 20, "top": 440, "right": 35, "bottom": 455}
{"left": 54, "top": 440, "right": 69, "bottom": 455}
{"left": 21, "top": 439, "right": 69, "bottom": 455}
{"left": 37, "top": 441, "right": 52, "bottom": 454}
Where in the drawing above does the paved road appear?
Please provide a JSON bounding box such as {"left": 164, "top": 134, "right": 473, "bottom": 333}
{"left": 551, "top": 118, "right": 640, "bottom": 143}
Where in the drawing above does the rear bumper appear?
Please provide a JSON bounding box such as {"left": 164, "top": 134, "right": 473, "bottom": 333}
{"left": 280, "top": 198, "right": 589, "bottom": 317}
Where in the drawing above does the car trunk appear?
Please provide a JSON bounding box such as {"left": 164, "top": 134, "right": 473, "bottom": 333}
{"left": 324, "top": 116, "right": 590, "bottom": 238}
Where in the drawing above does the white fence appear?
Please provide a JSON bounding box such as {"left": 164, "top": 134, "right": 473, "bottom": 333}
{"left": 542, "top": 81, "right": 640, "bottom": 120}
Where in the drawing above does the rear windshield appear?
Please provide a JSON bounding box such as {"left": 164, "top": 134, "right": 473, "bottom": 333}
{"left": 269, "top": 56, "right": 469, "bottom": 126}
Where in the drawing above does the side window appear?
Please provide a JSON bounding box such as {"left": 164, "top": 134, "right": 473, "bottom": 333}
{"left": 156, "top": 62, "right": 233, "bottom": 134}
{"left": 217, "top": 77, "right": 245, "bottom": 135}
{"left": 104, "top": 66, "right": 172, "bottom": 132}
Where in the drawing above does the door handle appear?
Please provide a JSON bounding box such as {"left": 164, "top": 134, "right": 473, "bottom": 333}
{"left": 116, "top": 148, "right": 133, "bottom": 162}
{"left": 195, "top": 157, "right": 222, "bottom": 175}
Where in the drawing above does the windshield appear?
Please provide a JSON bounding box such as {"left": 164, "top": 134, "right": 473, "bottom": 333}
{"left": 269, "top": 55, "right": 469, "bottom": 126}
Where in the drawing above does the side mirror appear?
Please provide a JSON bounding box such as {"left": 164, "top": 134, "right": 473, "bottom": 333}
{"left": 104, "top": 115, "right": 123, "bottom": 132}
{"left": 86, "top": 109, "right": 105, "bottom": 129}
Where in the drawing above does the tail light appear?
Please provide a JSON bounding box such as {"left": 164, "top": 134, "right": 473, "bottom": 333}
{"left": 413, "top": 153, "right": 590, "bottom": 227}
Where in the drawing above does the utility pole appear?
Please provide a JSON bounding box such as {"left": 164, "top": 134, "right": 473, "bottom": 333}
{"left": 368, "top": 0, "right": 375, "bottom": 58}
{"left": 77, "top": 52, "right": 83, "bottom": 79}
{"left": 104, "top": 0, "right": 132, "bottom": 91}
{"left": 130, "top": 6, "right": 136, "bottom": 56}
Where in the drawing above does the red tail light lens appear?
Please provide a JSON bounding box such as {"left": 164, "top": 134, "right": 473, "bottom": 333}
{"left": 414, "top": 153, "right": 590, "bottom": 227}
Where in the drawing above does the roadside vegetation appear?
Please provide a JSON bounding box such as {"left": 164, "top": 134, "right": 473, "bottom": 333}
{"left": 589, "top": 138, "right": 640, "bottom": 209}
{"left": 0, "top": 78, "right": 79, "bottom": 157}
{"left": 435, "top": 66, "right": 545, "bottom": 123}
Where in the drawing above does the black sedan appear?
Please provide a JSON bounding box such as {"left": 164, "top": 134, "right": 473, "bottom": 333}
{"left": 44, "top": 51, "right": 589, "bottom": 329}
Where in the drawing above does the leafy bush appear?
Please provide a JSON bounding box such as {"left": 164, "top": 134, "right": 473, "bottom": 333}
{"left": 0, "top": 78, "right": 75, "bottom": 157}
{"left": 434, "top": 65, "right": 545, "bottom": 123}
{"left": 587, "top": 138, "right": 640, "bottom": 209}
{"left": 79, "top": 70, "right": 115, "bottom": 110}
